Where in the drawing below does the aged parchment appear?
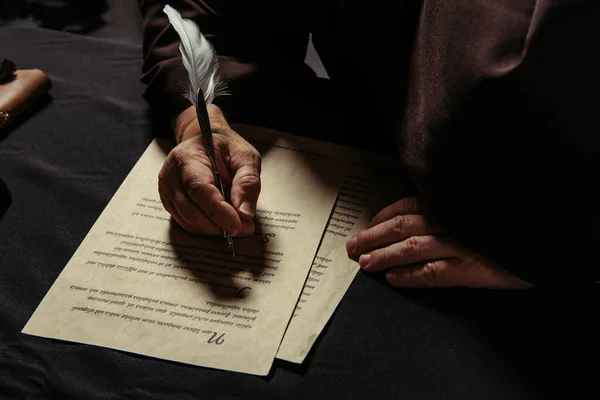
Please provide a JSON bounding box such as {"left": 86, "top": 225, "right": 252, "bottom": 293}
{"left": 23, "top": 126, "right": 349, "bottom": 375}
{"left": 277, "top": 150, "right": 404, "bottom": 363}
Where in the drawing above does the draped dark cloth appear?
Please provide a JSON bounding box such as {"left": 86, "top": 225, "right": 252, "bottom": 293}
{"left": 140, "top": 0, "right": 600, "bottom": 287}
{"left": 0, "top": 0, "right": 107, "bottom": 32}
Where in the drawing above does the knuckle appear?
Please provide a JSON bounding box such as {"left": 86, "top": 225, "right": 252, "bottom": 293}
{"left": 158, "top": 165, "right": 168, "bottom": 183}
{"left": 249, "top": 147, "right": 261, "bottom": 162}
{"left": 391, "top": 216, "right": 405, "bottom": 236}
{"left": 377, "top": 246, "right": 388, "bottom": 263}
{"left": 356, "top": 229, "right": 372, "bottom": 249}
{"left": 186, "top": 179, "right": 210, "bottom": 199}
{"left": 239, "top": 147, "right": 262, "bottom": 165}
{"left": 169, "top": 146, "right": 186, "bottom": 162}
{"left": 162, "top": 150, "right": 181, "bottom": 175}
{"left": 170, "top": 146, "right": 192, "bottom": 169}
{"left": 423, "top": 261, "right": 442, "bottom": 283}
{"left": 210, "top": 120, "right": 227, "bottom": 132}
{"left": 172, "top": 145, "right": 201, "bottom": 169}
{"left": 403, "top": 236, "right": 421, "bottom": 256}
{"left": 236, "top": 174, "right": 261, "bottom": 190}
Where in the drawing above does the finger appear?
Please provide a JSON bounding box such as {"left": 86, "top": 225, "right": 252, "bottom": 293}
{"left": 368, "top": 196, "right": 422, "bottom": 228}
{"left": 159, "top": 165, "right": 202, "bottom": 234}
{"left": 161, "top": 171, "right": 255, "bottom": 237}
{"left": 158, "top": 190, "right": 199, "bottom": 233}
{"left": 385, "top": 260, "right": 459, "bottom": 288}
{"left": 346, "top": 214, "right": 442, "bottom": 256}
{"left": 385, "top": 259, "right": 533, "bottom": 289}
{"left": 236, "top": 219, "right": 256, "bottom": 237}
{"left": 177, "top": 151, "right": 242, "bottom": 235}
{"left": 229, "top": 146, "right": 261, "bottom": 220}
{"left": 159, "top": 165, "right": 222, "bottom": 235}
{"left": 159, "top": 184, "right": 208, "bottom": 235}
{"left": 358, "top": 235, "right": 456, "bottom": 271}
{"left": 167, "top": 199, "right": 212, "bottom": 235}
{"left": 468, "top": 263, "right": 533, "bottom": 289}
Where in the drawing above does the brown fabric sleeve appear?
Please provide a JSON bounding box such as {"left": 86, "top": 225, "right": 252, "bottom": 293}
{"left": 400, "top": 0, "right": 600, "bottom": 287}
{"left": 139, "top": 0, "right": 313, "bottom": 123}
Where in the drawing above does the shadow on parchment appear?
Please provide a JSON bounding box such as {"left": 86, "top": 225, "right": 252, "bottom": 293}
{"left": 154, "top": 108, "right": 341, "bottom": 303}
{"left": 150, "top": 138, "right": 267, "bottom": 301}
{"left": 167, "top": 216, "right": 272, "bottom": 301}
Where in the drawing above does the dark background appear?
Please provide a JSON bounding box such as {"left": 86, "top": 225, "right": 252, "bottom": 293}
{"left": 1, "top": 2, "right": 599, "bottom": 399}
{"left": 0, "top": 0, "right": 329, "bottom": 78}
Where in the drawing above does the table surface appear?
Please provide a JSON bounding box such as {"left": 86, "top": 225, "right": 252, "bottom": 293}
{"left": 1, "top": 26, "right": 598, "bottom": 400}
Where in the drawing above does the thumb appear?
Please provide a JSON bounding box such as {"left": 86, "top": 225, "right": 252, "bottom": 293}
{"left": 229, "top": 148, "right": 262, "bottom": 221}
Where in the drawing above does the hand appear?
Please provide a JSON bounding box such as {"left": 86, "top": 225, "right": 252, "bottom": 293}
{"left": 345, "top": 197, "right": 532, "bottom": 289}
{"left": 159, "top": 105, "right": 261, "bottom": 236}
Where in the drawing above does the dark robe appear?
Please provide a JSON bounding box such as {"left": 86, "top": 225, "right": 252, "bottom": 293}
{"left": 139, "top": 0, "right": 600, "bottom": 287}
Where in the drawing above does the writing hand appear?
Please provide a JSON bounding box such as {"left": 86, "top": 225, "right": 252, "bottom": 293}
{"left": 346, "top": 197, "right": 532, "bottom": 289}
{"left": 159, "top": 105, "right": 261, "bottom": 236}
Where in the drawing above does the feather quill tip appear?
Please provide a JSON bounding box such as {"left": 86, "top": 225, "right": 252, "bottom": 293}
{"left": 163, "top": 4, "right": 227, "bottom": 105}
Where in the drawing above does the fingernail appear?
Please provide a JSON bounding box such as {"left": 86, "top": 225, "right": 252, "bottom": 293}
{"left": 239, "top": 201, "right": 254, "bottom": 217}
{"left": 358, "top": 254, "right": 371, "bottom": 269}
{"left": 346, "top": 236, "right": 357, "bottom": 254}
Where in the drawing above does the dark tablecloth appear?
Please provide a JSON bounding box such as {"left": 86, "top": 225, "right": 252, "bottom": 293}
{"left": 1, "top": 26, "right": 598, "bottom": 400}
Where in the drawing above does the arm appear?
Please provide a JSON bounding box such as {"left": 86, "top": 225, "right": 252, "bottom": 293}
{"left": 139, "top": 0, "right": 313, "bottom": 125}
{"left": 139, "top": 0, "right": 312, "bottom": 237}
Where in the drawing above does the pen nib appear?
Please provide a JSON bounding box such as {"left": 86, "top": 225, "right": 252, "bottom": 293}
{"left": 227, "top": 236, "right": 235, "bottom": 259}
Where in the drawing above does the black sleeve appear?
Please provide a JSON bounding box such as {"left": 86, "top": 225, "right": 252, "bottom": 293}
{"left": 139, "top": 0, "right": 313, "bottom": 122}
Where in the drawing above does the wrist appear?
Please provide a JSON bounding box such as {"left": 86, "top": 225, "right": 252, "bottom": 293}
{"left": 207, "top": 103, "right": 228, "bottom": 130}
{"left": 171, "top": 104, "right": 229, "bottom": 144}
{"left": 171, "top": 106, "right": 196, "bottom": 144}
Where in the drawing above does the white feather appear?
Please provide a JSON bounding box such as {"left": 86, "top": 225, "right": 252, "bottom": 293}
{"left": 163, "top": 4, "right": 226, "bottom": 105}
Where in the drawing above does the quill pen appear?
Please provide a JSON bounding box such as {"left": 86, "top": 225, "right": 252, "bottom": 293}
{"left": 163, "top": 5, "right": 234, "bottom": 257}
